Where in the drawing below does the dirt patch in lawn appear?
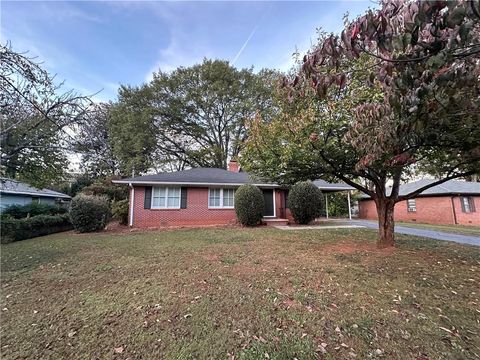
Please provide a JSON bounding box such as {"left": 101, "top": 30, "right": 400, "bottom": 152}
{"left": 321, "top": 241, "right": 395, "bottom": 255}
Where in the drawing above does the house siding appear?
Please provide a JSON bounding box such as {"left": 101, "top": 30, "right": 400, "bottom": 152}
{"left": 358, "top": 195, "right": 480, "bottom": 226}
{"left": 0, "top": 194, "right": 57, "bottom": 212}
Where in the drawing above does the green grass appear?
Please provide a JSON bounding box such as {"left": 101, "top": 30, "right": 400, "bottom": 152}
{"left": 1, "top": 227, "right": 480, "bottom": 359}
{"left": 396, "top": 221, "right": 480, "bottom": 236}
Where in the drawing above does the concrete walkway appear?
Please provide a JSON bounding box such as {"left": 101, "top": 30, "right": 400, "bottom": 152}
{"left": 351, "top": 220, "right": 480, "bottom": 246}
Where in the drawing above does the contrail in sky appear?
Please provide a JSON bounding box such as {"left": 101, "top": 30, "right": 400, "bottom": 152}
{"left": 231, "top": 24, "right": 259, "bottom": 65}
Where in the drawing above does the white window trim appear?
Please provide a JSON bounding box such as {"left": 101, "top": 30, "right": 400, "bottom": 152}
{"left": 407, "top": 198, "right": 416, "bottom": 213}
{"left": 151, "top": 186, "right": 181, "bottom": 209}
{"left": 208, "top": 188, "right": 235, "bottom": 209}
{"left": 461, "top": 196, "right": 474, "bottom": 213}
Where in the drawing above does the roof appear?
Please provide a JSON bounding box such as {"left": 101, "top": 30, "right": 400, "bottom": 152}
{"left": 112, "top": 167, "right": 354, "bottom": 191}
{"left": 360, "top": 179, "right": 480, "bottom": 199}
{"left": 0, "top": 178, "right": 71, "bottom": 199}
{"left": 313, "top": 179, "right": 355, "bottom": 191}
{"left": 112, "top": 168, "right": 278, "bottom": 187}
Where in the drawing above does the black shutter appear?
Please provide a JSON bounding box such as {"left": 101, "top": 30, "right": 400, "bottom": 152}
{"left": 144, "top": 186, "right": 152, "bottom": 209}
{"left": 180, "top": 187, "right": 187, "bottom": 209}
{"left": 470, "top": 197, "right": 476, "bottom": 212}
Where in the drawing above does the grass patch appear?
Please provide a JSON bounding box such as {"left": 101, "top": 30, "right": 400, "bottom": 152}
{"left": 1, "top": 227, "right": 479, "bottom": 359}
{"left": 396, "top": 221, "right": 480, "bottom": 236}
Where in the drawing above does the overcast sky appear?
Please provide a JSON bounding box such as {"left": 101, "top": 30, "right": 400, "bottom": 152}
{"left": 2, "top": 1, "right": 373, "bottom": 102}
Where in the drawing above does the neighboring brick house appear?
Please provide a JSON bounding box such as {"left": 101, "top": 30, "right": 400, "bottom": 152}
{"left": 358, "top": 179, "right": 480, "bottom": 226}
{"left": 112, "top": 161, "right": 353, "bottom": 228}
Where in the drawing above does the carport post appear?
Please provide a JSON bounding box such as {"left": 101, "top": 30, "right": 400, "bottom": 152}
{"left": 325, "top": 193, "right": 329, "bottom": 219}
{"left": 347, "top": 191, "right": 352, "bottom": 220}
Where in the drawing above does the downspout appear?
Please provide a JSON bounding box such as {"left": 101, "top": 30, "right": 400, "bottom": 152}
{"left": 451, "top": 196, "right": 457, "bottom": 225}
{"left": 129, "top": 183, "right": 135, "bottom": 227}
{"left": 347, "top": 191, "right": 352, "bottom": 220}
{"left": 325, "top": 193, "right": 329, "bottom": 219}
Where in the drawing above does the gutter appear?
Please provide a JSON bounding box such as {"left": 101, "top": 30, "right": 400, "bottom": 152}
{"left": 0, "top": 191, "right": 71, "bottom": 199}
{"left": 112, "top": 180, "right": 280, "bottom": 188}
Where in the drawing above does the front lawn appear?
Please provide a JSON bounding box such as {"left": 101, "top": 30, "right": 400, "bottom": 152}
{"left": 1, "top": 227, "right": 479, "bottom": 359}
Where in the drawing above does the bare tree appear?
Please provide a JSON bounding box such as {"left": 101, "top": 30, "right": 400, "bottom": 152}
{"left": 0, "top": 43, "right": 93, "bottom": 186}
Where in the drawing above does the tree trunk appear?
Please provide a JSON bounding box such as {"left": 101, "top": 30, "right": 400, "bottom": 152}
{"left": 375, "top": 197, "right": 395, "bottom": 248}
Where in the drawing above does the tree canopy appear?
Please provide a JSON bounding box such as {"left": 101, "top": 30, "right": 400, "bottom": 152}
{"left": 242, "top": 0, "right": 480, "bottom": 247}
{"left": 0, "top": 44, "right": 92, "bottom": 187}
{"left": 109, "top": 59, "right": 278, "bottom": 174}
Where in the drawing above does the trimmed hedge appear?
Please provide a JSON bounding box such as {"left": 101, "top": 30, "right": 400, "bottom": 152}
{"left": 1, "top": 214, "right": 72, "bottom": 244}
{"left": 2, "top": 202, "right": 68, "bottom": 219}
{"left": 69, "top": 194, "right": 111, "bottom": 233}
{"left": 112, "top": 199, "right": 129, "bottom": 225}
{"left": 234, "top": 185, "right": 264, "bottom": 226}
{"left": 287, "top": 181, "right": 324, "bottom": 224}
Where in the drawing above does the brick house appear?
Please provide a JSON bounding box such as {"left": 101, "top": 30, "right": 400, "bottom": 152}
{"left": 358, "top": 179, "right": 480, "bottom": 226}
{"left": 112, "top": 161, "right": 353, "bottom": 228}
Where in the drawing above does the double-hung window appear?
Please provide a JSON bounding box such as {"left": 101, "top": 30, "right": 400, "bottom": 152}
{"left": 209, "top": 188, "right": 235, "bottom": 208}
{"left": 152, "top": 187, "right": 181, "bottom": 209}
{"left": 407, "top": 198, "right": 416, "bottom": 212}
{"left": 461, "top": 196, "right": 476, "bottom": 213}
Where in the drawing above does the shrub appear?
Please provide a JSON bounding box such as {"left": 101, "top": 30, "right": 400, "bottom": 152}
{"left": 234, "top": 185, "right": 264, "bottom": 226}
{"left": 69, "top": 195, "right": 111, "bottom": 233}
{"left": 2, "top": 202, "right": 67, "bottom": 219}
{"left": 325, "top": 192, "right": 348, "bottom": 217}
{"left": 287, "top": 181, "right": 324, "bottom": 224}
{"left": 81, "top": 178, "right": 128, "bottom": 201}
{"left": 112, "top": 199, "right": 129, "bottom": 225}
{"left": 1, "top": 214, "right": 72, "bottom": 244}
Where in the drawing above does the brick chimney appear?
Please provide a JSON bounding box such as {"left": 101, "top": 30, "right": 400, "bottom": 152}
{"left": 227, "top": 160, "right": 240, "bottom": 172}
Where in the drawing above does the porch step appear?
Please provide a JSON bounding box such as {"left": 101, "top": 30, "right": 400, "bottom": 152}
{"left": 262, "top": 218, "right": 289, "bottom": 226}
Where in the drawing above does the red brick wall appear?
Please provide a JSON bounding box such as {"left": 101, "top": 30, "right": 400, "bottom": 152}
{"left": 131, "top": 186, "right": 237, "bottom": 227}
{"left": 452, "top": 196, "right": 480, "bottom": 226}
{"left": 275, "top": 189, "right": 292, "bottom": 220}
{"left": 130, "top": 186, "right": 289, "bottom": 228}
{"left": 358, "top": 196, "right": 480, "bottom": 226}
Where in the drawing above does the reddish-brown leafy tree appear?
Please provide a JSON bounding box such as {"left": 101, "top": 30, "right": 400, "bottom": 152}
{"left": 246, "top": 0, "right": 480, "bottom": 247}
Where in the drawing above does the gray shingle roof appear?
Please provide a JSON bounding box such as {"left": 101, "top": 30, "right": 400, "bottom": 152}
{"left": 113, "top": 168, "right": 277, "bottom": 186}
{"left": 0, "top": 178, "right": 71, "bottom": 199}
{"left": 360, "top": 179, "right": 480, "bottom": 199}
{"left": 113, "top": 168, "right": 354, "bottom": 191}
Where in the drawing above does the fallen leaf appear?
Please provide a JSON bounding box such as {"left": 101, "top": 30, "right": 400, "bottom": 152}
{"left": 114, "top": 346, "right": 124, "bottom": 354}
{"left": 439, "top": 326, "right": 453, "bottom": 334}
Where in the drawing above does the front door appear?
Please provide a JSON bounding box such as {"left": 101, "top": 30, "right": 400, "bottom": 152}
{"left": 263, "top": 189, "right": 274, "bottom": 217}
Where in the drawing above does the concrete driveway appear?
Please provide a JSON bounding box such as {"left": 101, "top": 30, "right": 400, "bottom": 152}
{"left": 351, "top": 220, "right": 480, "bottom": 246}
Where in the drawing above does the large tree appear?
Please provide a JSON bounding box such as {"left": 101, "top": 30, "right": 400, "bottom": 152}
{"left": 75, "top": 102, "right": 121, "bottom": 178}
{"left": 243, "top": 0, "right": 480, "bottom": 247}
{"left": 110, "top": 59, "right": 278, "bottom": 173}
{"left": 108, "top": 85, "right": 158, "bottom": 176}
{"left": 0, "top": 44, "right": 92, "bottom": 187}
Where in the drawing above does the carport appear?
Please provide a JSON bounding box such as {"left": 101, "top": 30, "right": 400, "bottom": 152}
{"left": 313, "top": 180, "right": 356, "bottom": 220}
